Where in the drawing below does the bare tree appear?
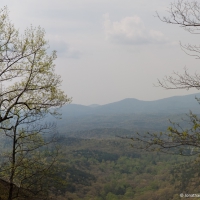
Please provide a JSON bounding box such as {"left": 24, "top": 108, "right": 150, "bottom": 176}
{"left": 130, "top": 1, "right": 200, "bottom": 157}
{"left": 157, "top": 0, "right": 200, "bottom": 33}
{"left": 157, "top": 0, "right": 200, "bottom": 89}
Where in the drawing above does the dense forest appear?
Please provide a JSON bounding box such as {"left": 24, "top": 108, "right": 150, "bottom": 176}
{"left": 53, "top": 134, "right": 200, "bottom": 200}
{"left": 34, "top": 130, "right": 200, "bottom": 200}
{"left": 1, "top": 128, "right": 200, "bottom": 200}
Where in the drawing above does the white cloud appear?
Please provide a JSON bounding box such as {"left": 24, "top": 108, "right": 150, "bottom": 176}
{"left": 103, "top": 14, "right": 168, "bottom": 45}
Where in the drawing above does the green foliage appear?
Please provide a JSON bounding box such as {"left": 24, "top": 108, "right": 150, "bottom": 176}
{"left": 73, "top": 149, "right": 119, "bottom": 162}
{"left": 0, "top": 7, "right": 69, "bottom": 200}
{"left": 0, "top": 134, "right": 197, "bottom": 200}
{"left": 42, "top": 136, "right": 193, "bottom": 200}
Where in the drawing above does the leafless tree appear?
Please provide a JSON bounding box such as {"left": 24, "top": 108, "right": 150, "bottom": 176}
{"left": 130, "top": 1, "right": 200, "bottom": 157}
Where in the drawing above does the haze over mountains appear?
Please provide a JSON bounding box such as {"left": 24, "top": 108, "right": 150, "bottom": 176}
{"left": 54, "top": 93, "right": 200, "bottom": 134}
{"left": 62, "top": 93, "right": 200, "bottom": 116}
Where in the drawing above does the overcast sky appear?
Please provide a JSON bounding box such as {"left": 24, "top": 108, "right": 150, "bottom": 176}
{"left": 2, "top": 0, "right": 200, "bottom": 105}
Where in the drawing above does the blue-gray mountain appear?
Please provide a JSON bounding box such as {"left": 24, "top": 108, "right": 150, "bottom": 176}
{"left": 62, "top": 93, "right": 200, "bottom": 116}
{"left": 54, "top": 93, "right": 200, "bottom": 134}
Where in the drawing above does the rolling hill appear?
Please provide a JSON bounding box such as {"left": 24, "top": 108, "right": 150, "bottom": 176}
{"left": 50, "top": 93, "right": 200, "bottom": 134}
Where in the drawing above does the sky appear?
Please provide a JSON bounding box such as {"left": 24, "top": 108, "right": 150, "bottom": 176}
{"left": 1, "top": 0, "right": 200, "bottom": 105}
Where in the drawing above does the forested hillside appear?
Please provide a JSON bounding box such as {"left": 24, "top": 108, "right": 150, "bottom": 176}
{"left": 0, "top": 133, "right": 199, "bottom": 200}
{"left": 49, "top": 136, "right": 198, "bottom": 200}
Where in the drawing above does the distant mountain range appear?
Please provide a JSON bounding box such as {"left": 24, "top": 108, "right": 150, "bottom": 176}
{"left": 61, "top": 93, "right": 200, "bottom": 116}
{"left": 52, "top": 93, "right": 200, "bottom": 133}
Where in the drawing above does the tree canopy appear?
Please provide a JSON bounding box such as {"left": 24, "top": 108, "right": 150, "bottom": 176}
{"left": 0, "top": 6, "right": 70, "bottom": 200}
{"left": 0, "top": 7, "right": 70, "bottom": 129}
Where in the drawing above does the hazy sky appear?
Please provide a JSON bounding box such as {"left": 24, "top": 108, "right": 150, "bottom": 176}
{"left": 2, "top": 0, "right": 200, "bottom": 105}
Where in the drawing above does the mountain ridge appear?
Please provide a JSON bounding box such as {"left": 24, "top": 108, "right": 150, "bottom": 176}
{"left": 61, "top": 93, "right": 200, "bottom": 117}
{"left": 52, "top": 93, "right": 200, "bottom": 133}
